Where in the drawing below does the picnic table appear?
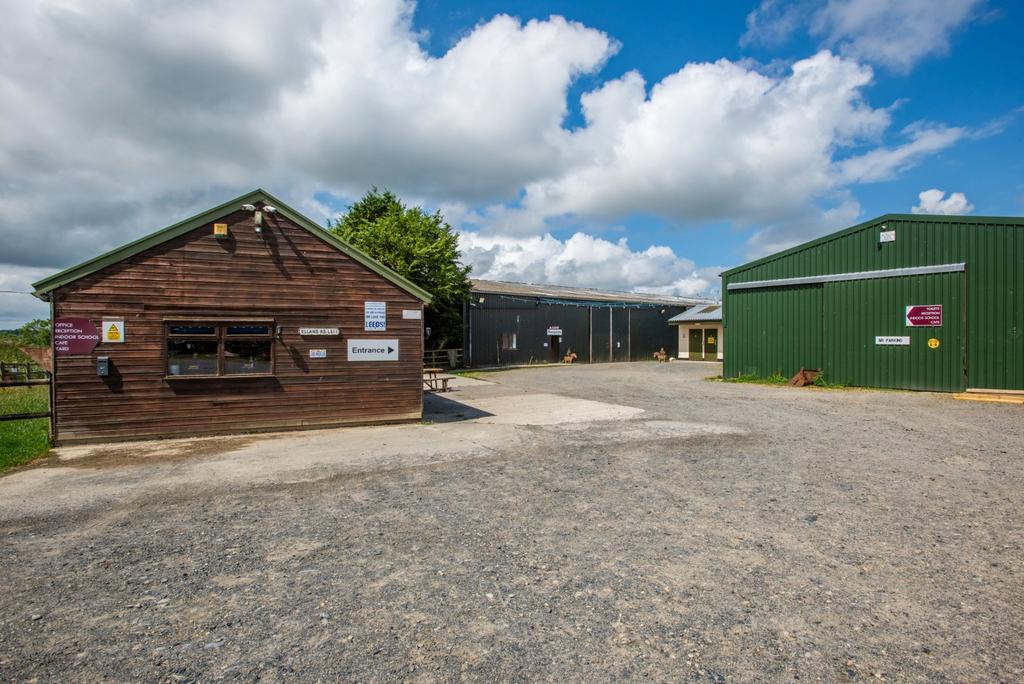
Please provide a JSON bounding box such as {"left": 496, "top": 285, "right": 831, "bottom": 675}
{"left": 423, "top": 367, "right": 454, "bottom": 392}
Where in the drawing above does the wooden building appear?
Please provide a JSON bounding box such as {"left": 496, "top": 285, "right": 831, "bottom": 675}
{"left": 32, "top": 189, "right": 432, "bottom": 444}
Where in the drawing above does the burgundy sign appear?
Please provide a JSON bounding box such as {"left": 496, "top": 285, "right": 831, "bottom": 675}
{"left": 53, "top": 317, "right": 101, "bottom": 356}
{"left": 905, "top": 305, "right": 942, "bottom": 327}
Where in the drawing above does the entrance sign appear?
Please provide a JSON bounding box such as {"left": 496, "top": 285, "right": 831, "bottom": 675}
{"left": 364, "top": 301, "right": 387, "bottom": 331}
{"left": 347, "top": 339, "right": 399, "bottom": 361}
{"left": 876, "top": 336, "right": 910, "bottom": 346}
{"left": 546, "top": 326, "right": 563, "bottom": 336}
{"left": 54, "top": 318, "right": 101, "bottom": 356}
{"left": 299, "top": 327, "right": 339, "bottom": 336}
{"left": 906, "top": 305, "right": 942, "bottom": 327}
{"left": 102, "top": 319, "right": 125, "bottom": 343}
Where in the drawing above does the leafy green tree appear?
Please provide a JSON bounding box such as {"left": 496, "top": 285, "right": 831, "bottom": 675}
{"left": 17, "top": 319, "right": 50, "bottom": 347}
{"left": 330, "top": 189, "right": 472, "bottom": 349}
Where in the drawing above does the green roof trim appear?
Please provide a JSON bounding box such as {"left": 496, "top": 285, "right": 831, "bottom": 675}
{"left": 721, "top": 212, "right": 1024, "bottom": 279}
{"left": 32, "top": 188, "right": 432, "bottom": 304}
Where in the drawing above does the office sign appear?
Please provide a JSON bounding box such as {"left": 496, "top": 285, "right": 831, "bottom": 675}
{"left": 546, "top": 326, "right": 563, "bottom": 336}
{"left": 53, "top": 318, "right": 101, "bottom": 356}
{"left": 347, "top": 339, "right": 399, "bottom": 361}
{"left": 364, "top": 301, "right": 387, "bottom": 331}
{"left": 906, "top": 305, "right": 942, "bottom": 327}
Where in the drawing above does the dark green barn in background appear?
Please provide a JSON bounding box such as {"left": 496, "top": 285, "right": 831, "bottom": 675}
{"left": 722, "top": 214, "right": 1023, "bottom": 392}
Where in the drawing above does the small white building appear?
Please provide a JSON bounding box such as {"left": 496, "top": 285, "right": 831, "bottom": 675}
{"left": 668, "top": 305, "right": 722, "bottom": 361}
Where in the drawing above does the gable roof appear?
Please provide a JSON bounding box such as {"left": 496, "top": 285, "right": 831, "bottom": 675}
{"left": 32, "top": 188, "right": 432, "bottom": 303}
{"left": 721, "top": 212, "right": 1024, "bottom": 279}
{"left": 667, "top": 304, "right": 722, "bottom": 323}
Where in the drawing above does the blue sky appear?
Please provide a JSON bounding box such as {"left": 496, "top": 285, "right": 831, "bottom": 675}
{"left": 0, "top": 0, "right": 1021, "bottom": 325}
{"left": 408, "top": 0, "right": 1023, "bottom": 269}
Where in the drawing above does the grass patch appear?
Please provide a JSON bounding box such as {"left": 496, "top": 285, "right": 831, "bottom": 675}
{"left": 452, "top": 370, "right": 490, "bottom": 380}
{"left": 716, "top": 373, "right": 789, "bottom": 385}
{"left": 709, "top": 372, "right": 850, "bottom": 390}
{"left": 0, "top": 385, "right": 51, "bottom": 471}
{"left": 811, "top": 374, "right": 846, "bottom": 389}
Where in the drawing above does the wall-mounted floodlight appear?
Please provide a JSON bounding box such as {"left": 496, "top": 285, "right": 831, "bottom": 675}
{"left": 241, "top": 204, "right": 256, "bottom": 211}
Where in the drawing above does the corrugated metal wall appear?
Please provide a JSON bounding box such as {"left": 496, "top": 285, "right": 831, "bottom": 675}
{"left": 466, "top": 295, "right": 684, "bottom": 367}
{"left": 726, "top": 285, "right": 823, "bottom": 377}
{"left": 824, "top": 273, "right": 964, "bottom": 391}
{"left": 723, "top": 215, "right": 1023, "bottom": 390}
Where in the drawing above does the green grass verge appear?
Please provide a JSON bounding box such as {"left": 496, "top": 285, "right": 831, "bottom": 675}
{"left": 451, "top": 370, "right": 490, "bottom": 380}
{"left": 715, "top": 373, "right": 789, "bottom": 385}
{"left": 708, "top": 372, "right": 847, "bottom": 389}
{"left": 0, "top": 386, "right": 51, "bottom": 471}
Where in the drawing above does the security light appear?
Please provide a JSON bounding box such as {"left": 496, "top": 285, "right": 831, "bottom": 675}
{"left": 263, "top": 206, "right": 278, "bottom": 213}
{"left": 241, "top": 204, "right": 256, "bottom": 211}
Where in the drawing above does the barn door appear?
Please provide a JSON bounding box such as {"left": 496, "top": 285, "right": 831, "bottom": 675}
{"left": 823, "top": 272, "right": 965, "bottom": 391}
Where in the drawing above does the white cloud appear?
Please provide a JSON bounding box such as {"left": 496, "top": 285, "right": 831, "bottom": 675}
{"left": 0, "top": 1, "right": 981, "bottom": 325}
{"left": 912, "top": 189, "right": 974, "bottom": 215}
{"left": 459, "top": 232, "right": 721, "bottom": 299}
{"left": 743, "top": 0, "right": 983, "bottom": 72}
{"left": 836, "top": 122, "right": 966, "bottom": 183}
{"left": 502, "top": 51, "right": 890, "bottom": 232}
{"left": 0, "top": 0, "right": 616, "bottom": 269}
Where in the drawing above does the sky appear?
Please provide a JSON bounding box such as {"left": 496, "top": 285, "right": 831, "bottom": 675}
{"left": 1, "top": 0, "right": 1021, "bottom": 327}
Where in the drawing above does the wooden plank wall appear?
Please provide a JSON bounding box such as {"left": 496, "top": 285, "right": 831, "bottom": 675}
{"left": 52, "top": 207, "right": 424, "bottom": 443}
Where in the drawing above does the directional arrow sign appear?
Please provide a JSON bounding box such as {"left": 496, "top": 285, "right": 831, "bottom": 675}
{"left": 906, "top": 305, "right": 942, "bottom": 327}
{"left": 53, "top": 317, "right": 101, "bottom": 356}
{"left": 347, "top": 339, "right": 399, "bottom": 361}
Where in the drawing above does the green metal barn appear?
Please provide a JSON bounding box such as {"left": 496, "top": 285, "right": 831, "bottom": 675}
{"left": 722, "top": 214, "right": 1024, "bottom": 392}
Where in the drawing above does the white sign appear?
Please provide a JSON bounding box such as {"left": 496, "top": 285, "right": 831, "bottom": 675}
{"left": 879, "top": 230, "right": 896, "bottom": 243}
{"left": 309, "top": 349, "right": 327, "bottom": 359}
{"left": 299, "top": 327, "right": 339, "bottom": 336}
{"left": 875, "top": 336, "right": 910, "bottom": 346}
{"left": 347, "top": 339, "right": 399, "bottom": 361}
{"left": 402, "top": 309, "right": 422, "bottom": 320}
{"left": 364, "top": 301, "right": 387, "bottom": 331}
{"left": 102, "top": 319, "right": 125, "bottom": 343}
{"left": 546, "top": 326, "right": 563, "bottom": 336}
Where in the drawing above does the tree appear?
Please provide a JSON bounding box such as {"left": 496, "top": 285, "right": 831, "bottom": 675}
{"left": 17, "top": 319, "right": 50, "bottom": 347}
{"left": 330, "top": 189, "right": 472, "bottom": 349}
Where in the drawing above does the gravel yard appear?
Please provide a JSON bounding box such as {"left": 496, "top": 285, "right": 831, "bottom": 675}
{"left": 1, "top": 361, "right": 1022, "bottom": 682}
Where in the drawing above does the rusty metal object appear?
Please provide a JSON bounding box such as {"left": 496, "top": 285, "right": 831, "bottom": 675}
{"left": 789, "top": 368, "right": 821, "bottom": 387}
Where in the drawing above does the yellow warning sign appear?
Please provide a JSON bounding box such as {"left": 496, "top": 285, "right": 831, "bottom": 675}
{"left": 102, "top": 319, "right": 125, "bottom": 344}
{"left": 928, "top": 338, "right": 940, "bottom": 349}
{"left": 213, "top": 222, "right": 229, "bottom": 237}
{"left": 706, "top": 336, "right": 716, "bottom": 345}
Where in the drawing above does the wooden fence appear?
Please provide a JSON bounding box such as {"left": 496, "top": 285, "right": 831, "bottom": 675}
{"left": 0, "top": 363, "right": 51, "bottom": 421}
{"left": 0, "top": 362, "right": 49, "bottom": 385}
{"left": 423, "top": 348, "right": 463, "bottom": 370}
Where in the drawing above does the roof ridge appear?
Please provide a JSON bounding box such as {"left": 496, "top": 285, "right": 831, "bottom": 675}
{"left": 32, "top": 189, "right": 432, "bottom": 303}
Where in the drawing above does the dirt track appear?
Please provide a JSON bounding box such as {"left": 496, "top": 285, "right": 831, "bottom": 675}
{"left": 1, "top": 361, "right": 1022, "bottom": 682}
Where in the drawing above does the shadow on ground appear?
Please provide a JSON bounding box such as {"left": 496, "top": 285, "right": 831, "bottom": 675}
{"left": 422, "top": 392, "right": 495, "bottom": 423}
